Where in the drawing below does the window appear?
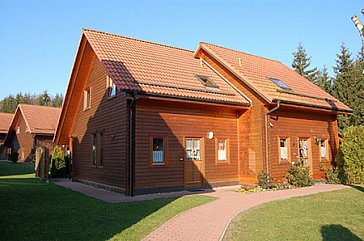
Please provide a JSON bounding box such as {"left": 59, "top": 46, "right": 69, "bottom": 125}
{"left": 186, "top": 138, "right": 201, "bottom": 160}
{"left": 269, "top": 77, "right": 292, "bottom": 91}
{"left": 195, "top": 75, "right": 218, "bottom": 88}
{"left": 17, "top": 126, "right": 20, "bottom": 134}
{"left": 106, "top": 75, "right": 116, "bottom": 98}
{"left": 320, "top": 140, "right": 327, "bottom": 161}
{"left": 279, "top": 138, "right": 289, "bottom": 162}
{"left": 216, "top": 139, "right": 229, "bottom": 162}
{"left": 151, "top": 137, "right": 166, "bottom": 165}
{"left": 91, "top": 131, "right": 104, "bottom": 167}
{"left": 84, "top": 87, "right": 91, "bottom": 110}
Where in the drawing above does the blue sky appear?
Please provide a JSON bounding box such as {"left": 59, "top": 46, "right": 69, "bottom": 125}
{"left": 0, "top": 0, "right": 362, "bottom": 99}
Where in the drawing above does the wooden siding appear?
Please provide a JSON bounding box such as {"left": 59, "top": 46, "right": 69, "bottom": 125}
{"left": 71, "top": 54, "right": 128, "bottom": 190}
{"left": 268, "top": 108, "right": 338, "bottom": 180}
{"left": 198, "top": 49, "right": 267, "bottom": 183}
{"left": 135, "top": 99, "right": 242, "bottom": 189}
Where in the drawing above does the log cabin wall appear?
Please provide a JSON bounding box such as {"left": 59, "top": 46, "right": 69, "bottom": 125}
{"left": 9, "top": 114, "right": 33, "bottom": 162}
{"left": 197, "top": 49, "right": 268, "bottom": 183}
{"left": 135, "top": 99, "right": 243, "bottom": 194}
{"left": 70, "top": 53, "right": 128, "bottom": 191}
{"left": 268, "top": 108, "right": 338, "bottom": 180}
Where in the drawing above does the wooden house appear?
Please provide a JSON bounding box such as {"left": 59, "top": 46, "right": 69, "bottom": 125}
{"left": 54, "top": 29, "right": 352, "bottom": 195}
{"left": 0, "top": 113, "right": 13, "bottom": 144}
{"left": 4, "top": 104, "right": 61, "bottom": 162}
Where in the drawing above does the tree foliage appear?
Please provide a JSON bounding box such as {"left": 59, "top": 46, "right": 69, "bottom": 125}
{"left": 292, "top": 43, "right": 319, "bottom": 82}
{"left": 337, "top": 125, "right": 364, "bottom": 184}
{"left": 0, "top": 91, "right": 63, "bottom": 113}
{"left": 315, "top": 65, "right": 332, "bottom": 94}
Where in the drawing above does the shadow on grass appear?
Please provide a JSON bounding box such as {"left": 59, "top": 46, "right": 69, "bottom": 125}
{"left": 0, "top": 176, "right": 212, "bottom": 241}
{"left": 0, "top": 162, "right": 34, "bottom": 176}
{"left": 346, "top": 184, "right": 364, "bottom": 193}
{"left": 321, "top": 224, "right": 362, "bottom": 241}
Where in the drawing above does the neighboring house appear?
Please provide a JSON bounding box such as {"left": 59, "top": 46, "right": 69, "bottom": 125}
{"left": 54, "top": 29, "right": 352, "bottom": 195}
{"left": 0, "top": 113, "right": 14, "bottom": 144}
{"left": 4, "top": 104, "right": 61, "bottom": 162}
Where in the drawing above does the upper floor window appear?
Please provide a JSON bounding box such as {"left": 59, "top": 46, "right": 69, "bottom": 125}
{"left": 84, "top": 87, "right": 91, "bottom": 110}
{"left": 151, "top": 137, "right": 166, "bottom": 165}
{"left": 195, "top": 75, "right": 218, "bottom": 88}
{"left": 106, "top": 76, "right": 116, "bottom": 98}
{"left": 269, "top": 77, "right": 292, "bottom": 91}
{"left": 320, "top": 140, "right": 327, "bottom": 161}
{"left": 279, "top": 138, "right": 289, "bottom": 162}
{"left": 17, "top": 126, "right": 20, "bottom": 134}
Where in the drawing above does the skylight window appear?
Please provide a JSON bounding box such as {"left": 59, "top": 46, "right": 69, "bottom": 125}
{"left": 196, "top": 75, "right": 218, "bottom": 88}
{"left": 269, "top": 77, "right": 292, "bottom": 91}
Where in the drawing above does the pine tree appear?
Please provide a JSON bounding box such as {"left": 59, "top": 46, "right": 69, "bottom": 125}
{"left": 315, "top": 65, "right": 332, "bottom": 94}
{"left": 348, "top": 59, "right": 364, "bottom": 127}
{"left": 292, "top": 43, "right": 319, "bottom": 82}
{"left": 332, "top": 44, "right": 354, "bottom": 130}
{"left": 52, "top": 94, "right": 63, "bottom": 107}
{"left": 1, "top": 95, "right": 18, "bottom": 113}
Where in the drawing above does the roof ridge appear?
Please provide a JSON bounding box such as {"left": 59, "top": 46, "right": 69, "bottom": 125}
{"left": 200, "top": 42, "right": 282, "bottom": 63}
{"left": 18, "top": 104, "right": 61, "bottom": 110}
{"left": 83, "top": 28, "right": 194, "bottom": 53}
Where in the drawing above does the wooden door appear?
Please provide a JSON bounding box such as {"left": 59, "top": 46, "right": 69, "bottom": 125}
{"left": 299, "top": 139, "right": 313, "bottom": 175}
{"left": 184, "top": 138, "right": 204, "bottom": 189}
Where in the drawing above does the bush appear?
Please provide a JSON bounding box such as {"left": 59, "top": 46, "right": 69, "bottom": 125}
{"left": 9, "top": 152, "right": 19, "bottom": 163}
{"left": 337, "top": 125, "right": 364, "bottom": 184}
{"left": 257, "top": 171, "right": 276, "bottom": 189}
{"left": 325, "top": 167, "right": 341, "bottom": 184}
{"left": 50, "top": 146, "right": 67, "bottom": 178}
{"left": 285, "top": 160, "right": 313, "bottom": 187}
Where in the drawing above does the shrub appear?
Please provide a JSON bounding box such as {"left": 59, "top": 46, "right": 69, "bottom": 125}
{"left": 9, "top": 152, "right": 19, "bottom": 163}
{"left": 337, "top": 125, "right": 364, "bottom": 184}
{"left": 50, "top": 146, "right": 67, "bottom": 178}
{"left": 325, "top": 167, "right": 341, "bottom": 184}
{"left": 257, "top": 171, "right": 276, "bottom": 189}
{"left": 285, "top": 160, "right": 313, "bottom": 187}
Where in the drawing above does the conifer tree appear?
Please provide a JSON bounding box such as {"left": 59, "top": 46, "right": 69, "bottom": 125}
{"left": 332, "top": 44, "right": 354, "bottom": 130}
{"left": 292, "top": 43, "right": 319, "bottom": 82}
{"left": 315, "top": 65, "right": 332, "bottom": 94}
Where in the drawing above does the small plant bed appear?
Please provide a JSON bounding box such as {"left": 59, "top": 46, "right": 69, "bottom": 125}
{"left": 235, "top": 161, "right": 314, "bottom": 194}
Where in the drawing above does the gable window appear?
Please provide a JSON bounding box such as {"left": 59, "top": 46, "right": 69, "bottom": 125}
{"left": 269, "top": 77, "right": 292, "bottom": 91}
{"left": 320, "top": 140, "right": 327, "bottom": 161}
{"left": 17, "top": 125, "right": 20, "bottom": 134}
{"left": 150, "top": 137, "right": 167, "bottom": 165}
{"left": 216, "top": 139, "right": 229, "bottom": 163}
{"left": 279, "top": 138, "right": 289, "bottom": 162}
{"left": 195, "top": 75, "right": 218, "bottom": 88}
{"left": 84, "top": 87, "right": 91, "bottom": 110}
{"left": 91, "top": 131, "right": 104, "bottom": 167}
{"left": 106, "top": 75, "right": 116, "bottom": 98}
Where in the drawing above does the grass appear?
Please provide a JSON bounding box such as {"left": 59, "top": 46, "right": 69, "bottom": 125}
{"left": 224, "top": 186, "right": 364, "bottom": 241}
{"left": 0, "top": 162, "right": 216, "bottom": 241}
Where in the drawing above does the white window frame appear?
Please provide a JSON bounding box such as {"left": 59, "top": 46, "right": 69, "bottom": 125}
{"left": 279, "top": 138, "right": 289, "bottom": 162}
{"left": 83, "top": 87, "right": 91, "bottom": 110}
{"left": 106, "top": 75, "right": 117, "bottom": 98}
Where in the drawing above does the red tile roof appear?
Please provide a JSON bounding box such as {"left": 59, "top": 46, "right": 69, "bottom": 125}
{"left": 14, "top": 104, "right": 61, "bottom": 135}
{"left": 0, "top": 113, "right": 14, "bottom": 134}
{"left": 196, "top": 43, "right": 352, "bottom": 112}
{"left": 83, "top": 29, "right": 250, "bottom": 106}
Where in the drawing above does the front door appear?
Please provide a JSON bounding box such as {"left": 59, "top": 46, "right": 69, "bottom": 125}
{"left": 184, "top": 138, "right": 204, "bottom": 189}
{"left": 299, "top": 139, "right": 313, "bottom": 175}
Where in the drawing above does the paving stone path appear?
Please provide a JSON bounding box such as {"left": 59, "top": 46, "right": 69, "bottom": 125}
{"left": 143, "top": 184, "right": 349, "bottom": 241}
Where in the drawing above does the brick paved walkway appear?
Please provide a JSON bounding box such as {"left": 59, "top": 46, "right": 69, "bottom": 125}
{"left": 143, "top": 184, "right": 349, "bottom": 241}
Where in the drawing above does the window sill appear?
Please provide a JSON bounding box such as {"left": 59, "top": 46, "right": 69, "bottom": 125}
{"left": 150, "top": 163, "right": 166, "bottom": 167}
{"left": 91, "top": 165, "right": 104, "bottom": 169}
{"left": 107, "top": 95, "right": 117, "bottom": 101}
{"left": 279, "top": 160, "right": 290, "bottom": 164}
{"left": 216, "top": 160, "right": 229, "bottom": 164}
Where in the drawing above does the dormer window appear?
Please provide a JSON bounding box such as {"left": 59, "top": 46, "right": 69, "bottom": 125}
{"left": 269, "top": 77, "right": 292, "bottom": 91}
{"left": 106, "top": 75, "right": 116, "bottom": 98}
{"left": 195, "top": 75, "right": 218, "bottom": 88}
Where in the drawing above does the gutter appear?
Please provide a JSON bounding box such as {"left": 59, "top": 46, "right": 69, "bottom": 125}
{"left": 128, "top": 91, "right": 137, "bottom": 196}
{"left": 265, "top": 100, "right": 280, "bottom": 173}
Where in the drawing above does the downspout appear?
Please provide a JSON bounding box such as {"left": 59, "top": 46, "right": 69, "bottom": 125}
{"left": 129, "top": 91, "right": 137, "bottom": 196}
{"left": 265, "top": 100, "right": 280, "bottom": 173}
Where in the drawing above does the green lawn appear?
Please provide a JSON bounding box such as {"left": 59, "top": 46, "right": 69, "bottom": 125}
{"left": 0, "top": 162, "right": 215, "bottom": 241}
{"left": 224, "top": 186, "right": 364, "bottom": 241}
